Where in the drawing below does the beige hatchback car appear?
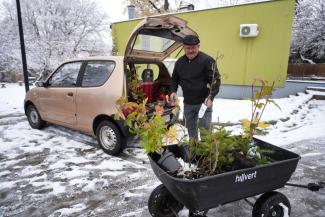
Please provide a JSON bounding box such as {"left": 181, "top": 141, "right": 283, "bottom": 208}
{"left": 24, "top": 15, "right": 197, "bottom": 155}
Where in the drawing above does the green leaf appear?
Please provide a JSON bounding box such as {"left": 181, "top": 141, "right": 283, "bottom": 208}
{"left": 241, "top": 119, "right": 251, "bottom": 130}
{"left": 267, "top": 99, "right": 282, "bottom": 111}
{"left": 258, "top": 122, "right": 270, "bottom": 129}
{"left": 114, "top": 113, "right": 121, "bottom": 120}
{"left": 256, "top": 102, "right": 264, "bottom": 109}
{"left": 259, "top": 86, "right": 273, "bottom": 98}
{"left": 254, "top": 90, "right": 261, "bottom": 99}
{"left": 242, "top": 97, "right": 255, "bottom": 102}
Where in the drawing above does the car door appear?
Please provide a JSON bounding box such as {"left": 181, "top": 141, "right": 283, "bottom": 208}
{"left": 75, "top": 60, "right": 118, "bottom": 133}
{"left": 38, "top": 61, "right": 82, "bottom": 125}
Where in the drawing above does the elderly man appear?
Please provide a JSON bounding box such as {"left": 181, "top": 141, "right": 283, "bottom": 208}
{"left": 169, "top": 35, "right": 221, "bottom": 140}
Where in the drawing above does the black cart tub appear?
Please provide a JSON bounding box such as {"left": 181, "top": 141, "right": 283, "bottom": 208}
{"left": 148, "top": 138, "right": 300, "bottom": 212}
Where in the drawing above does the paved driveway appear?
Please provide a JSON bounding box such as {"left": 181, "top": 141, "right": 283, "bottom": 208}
{"left": 0, "top": 112, "right": 324, "bottom": 217}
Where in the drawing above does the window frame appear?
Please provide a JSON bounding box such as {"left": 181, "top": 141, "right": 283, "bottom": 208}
{"left": 79, "top": 60, "right": 116, "bottom": 88}
{"left": 46, "top": 61, "right": 84, "bottom": 88}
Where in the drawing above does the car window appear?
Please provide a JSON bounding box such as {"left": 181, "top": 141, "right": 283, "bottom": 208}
{"left": 81, "top": 61, "right": 115, "bottom": 87}
{"left": 48, "top": 62, "right": 81, "bottom": 87}
{"left": 134, "top": 34, "right": 175, "bottom": 53}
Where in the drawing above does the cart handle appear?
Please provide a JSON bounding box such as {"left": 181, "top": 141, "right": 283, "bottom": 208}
{"left": 285, "top": 182, "right": 324, "bottom": 192}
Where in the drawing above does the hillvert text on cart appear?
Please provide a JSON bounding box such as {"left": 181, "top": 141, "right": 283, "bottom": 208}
{"left": 235, "top": 171, "right": 257, "bottom": 183}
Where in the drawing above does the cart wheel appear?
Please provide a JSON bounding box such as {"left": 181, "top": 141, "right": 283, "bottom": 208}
{"left": 148, "top": 184, "right": 184, "bottom": 217}
{"left": 252, "top": 191, "right": 291, "bottom": 217}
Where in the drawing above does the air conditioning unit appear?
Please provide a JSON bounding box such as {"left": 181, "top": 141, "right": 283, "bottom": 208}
{"left": 240, "top": 24, "right": 259, "bottom": 37}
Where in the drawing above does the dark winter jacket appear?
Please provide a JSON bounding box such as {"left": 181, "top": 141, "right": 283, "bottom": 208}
{"left": 170, "top": 51, "right": 221, "bottom": 105}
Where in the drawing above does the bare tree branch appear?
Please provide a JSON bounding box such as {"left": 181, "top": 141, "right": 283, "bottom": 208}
{"left": 148, "top": 0, "right": 161, "bottom": 13}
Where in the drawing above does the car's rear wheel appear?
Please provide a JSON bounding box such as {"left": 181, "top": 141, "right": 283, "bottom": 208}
{"left": 26, "top": 104, "right": 46, "bottom": 129}
{"left": 96, "top": 120, "right": 125, "bottom": 155}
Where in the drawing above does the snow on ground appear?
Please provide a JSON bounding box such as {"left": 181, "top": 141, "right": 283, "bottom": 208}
{"left": 0, "top": 83, "right": 325, "bottom": 217}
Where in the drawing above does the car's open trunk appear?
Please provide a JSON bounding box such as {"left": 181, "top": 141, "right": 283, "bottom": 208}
{"left": 122, "top": 15, "right": 197, "bottom": 120}
{"left": 124, "top": 60, "right": 177, "bottom": 121}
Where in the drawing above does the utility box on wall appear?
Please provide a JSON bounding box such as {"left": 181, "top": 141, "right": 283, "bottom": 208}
{"left": 240, "top": 24, "right": 259, "bottom": 37}
{"left": 112, "top": 0, "right": 296, "bottom": 87}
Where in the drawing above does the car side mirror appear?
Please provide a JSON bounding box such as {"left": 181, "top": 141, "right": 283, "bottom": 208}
{"left": 35, "top": 81, "right": 45, "bottom": 87}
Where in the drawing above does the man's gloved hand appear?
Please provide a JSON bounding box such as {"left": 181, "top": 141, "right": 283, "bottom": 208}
{"left": 166, "top": 92, "right": 177, "bottom": 107}
{"left": 168, "top": 92, "right": 177, "bottom": 102}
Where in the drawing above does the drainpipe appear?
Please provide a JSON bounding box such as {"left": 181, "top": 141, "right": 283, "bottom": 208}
{"left": 15, "top": 0, "right": 29, "bottom": 92}
{"left": 127, "top": 5, "right": 136, "bottom": 19}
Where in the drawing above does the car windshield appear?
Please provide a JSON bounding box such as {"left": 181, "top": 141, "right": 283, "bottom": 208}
{"left": 133, "top": 34, "right": 175, "bottom": 53}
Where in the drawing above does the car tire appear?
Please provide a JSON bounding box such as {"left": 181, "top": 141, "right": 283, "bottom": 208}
{"left": 26, "top": 104, "right": 46, "bottom": 129}
{"left": 96, "top": 120, "right": 125, "bottom": 155}
{"left": 252, "top": 191, "right": 291, "bottom": 217}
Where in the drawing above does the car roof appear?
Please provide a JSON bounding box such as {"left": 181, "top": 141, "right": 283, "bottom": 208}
{"left": 64, "top": 56, "right": 124, "bottom": 62}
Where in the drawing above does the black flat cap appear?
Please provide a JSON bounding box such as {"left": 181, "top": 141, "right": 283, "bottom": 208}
{"left": 183, "top": 35, "right": 200, "bottom": 45}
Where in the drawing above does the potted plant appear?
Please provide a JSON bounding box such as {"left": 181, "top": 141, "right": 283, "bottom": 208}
{"left": 116, "top": 72, "right": 280, "bottom": 179}
{"left": 173, "top": 78, "right": 281, "bottom": 179}
{"left": 115, "top": 97, "right": 182, "bottom": 174}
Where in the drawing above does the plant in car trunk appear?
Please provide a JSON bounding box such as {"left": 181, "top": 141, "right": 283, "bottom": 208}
{"left": 126, "top": 68, "right": 146, "bottom": 103}
{"left": 115, "top": 97, "right": 180, "bottom": 155}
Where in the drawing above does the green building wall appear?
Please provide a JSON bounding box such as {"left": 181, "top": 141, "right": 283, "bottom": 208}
{"left": 111, "top": 0, "right": 295, "bottom": 87}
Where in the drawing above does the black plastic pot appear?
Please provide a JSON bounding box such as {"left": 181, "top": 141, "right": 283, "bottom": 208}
{"left": 157, "top": 150, "right": 181, "bottom": 174}
{"left": 232, "top": 151, "right": 257, "bottom": 170}
{"left": 166, "top": 144, "right": 191, "bottom": 163}
{"left": 178, "top": 145, "right": 190, "bottom": 163}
